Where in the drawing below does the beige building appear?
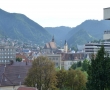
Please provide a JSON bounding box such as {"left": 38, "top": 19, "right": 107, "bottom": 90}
{"left": 42, "top": 54, "right": 61, "bottom": 69}
{"left": 61, "top": 53, "right": 85, "bottom": 70}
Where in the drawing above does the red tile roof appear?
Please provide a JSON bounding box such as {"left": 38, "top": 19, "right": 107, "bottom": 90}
{"left": 17, "top": 87, "right": 37, "bottom": 90}
{"left": 16, "top": 53, "right": 30, "bottom": 62}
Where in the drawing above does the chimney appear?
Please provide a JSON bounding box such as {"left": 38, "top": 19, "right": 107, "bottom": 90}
{"left": 26, "top": 61, "right": 27, "bottom": 65}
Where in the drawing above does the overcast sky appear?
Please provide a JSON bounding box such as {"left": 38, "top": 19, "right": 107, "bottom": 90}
{"left": 0, "top": 0, "right": 110, "bottom": 27}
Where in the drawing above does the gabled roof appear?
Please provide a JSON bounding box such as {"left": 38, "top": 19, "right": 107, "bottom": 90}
{"left": 61, "top": 53, "right": 85, "bottom": 61}
{"left": 49, "top": 42, "right": 57, "bottom": 49}
{"left": 0, "top": 64, "right": 31, "bottom": 86}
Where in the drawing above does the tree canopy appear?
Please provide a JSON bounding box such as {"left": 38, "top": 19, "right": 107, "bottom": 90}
{"left": 87, "top": 46, "right": 110, "bottom": 90}
{"left": 24, "top": 56, "right": 57, "bottom": 90}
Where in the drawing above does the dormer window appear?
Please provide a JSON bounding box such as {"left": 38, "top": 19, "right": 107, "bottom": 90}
{"left": 18, "top": 74, "right": 21, "bottom": 78}
{"left": 5, "top": 78, "right": 7, "bottom": 81}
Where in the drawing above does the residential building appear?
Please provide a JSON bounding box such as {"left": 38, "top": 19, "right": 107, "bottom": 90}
{"left": 61, "top": 52, "right": 85, "bottom": 70}
{"left": 0, "top": 62, "right": 31, "bottom": 90}
{"left": 0, "top": 45, "right": 16, "bottom": 64}
{"left": 84, "top": 41, "right": 110, "bottom": 59}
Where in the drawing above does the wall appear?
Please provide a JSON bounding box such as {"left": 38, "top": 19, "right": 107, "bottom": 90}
{"left": 0, "top": 86, "right": 19, "bottom": 90}
{"left": 104, "top": 7, "right": 110, "bottom": 20}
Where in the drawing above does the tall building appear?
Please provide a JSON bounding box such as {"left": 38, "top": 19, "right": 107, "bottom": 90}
{"left": 84, "top": 41, "right": 110, "bottom": 59}
{"left": 0, "top": 45, "right": 16, "bottom": 64}
{"left": 104, "top": 7, "right": 110, "bottom": 20}
{"left": 64, "top": 40, "right": 68, "bottom": 53}
{"left": 103, "top": 31, "right": 110, "bottom": 40}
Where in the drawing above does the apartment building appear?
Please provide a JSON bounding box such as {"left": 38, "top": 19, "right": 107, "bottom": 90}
{"left": 0, "top": 45, "right": 16, "bottom": 64}
{"left": 85, "top": 41, "right": 110, "bottom": 59}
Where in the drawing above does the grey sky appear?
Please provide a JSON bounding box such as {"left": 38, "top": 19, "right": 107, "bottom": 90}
{"left": 0, "top": 0, "right": 110, "bottom": 27}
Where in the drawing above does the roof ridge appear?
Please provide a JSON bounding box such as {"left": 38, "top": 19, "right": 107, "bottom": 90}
{"left": 0, "top": 66, "right": 6, "bottom": 86}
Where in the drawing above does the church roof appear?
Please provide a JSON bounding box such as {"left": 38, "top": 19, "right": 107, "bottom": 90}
{"left": 44, "top": 42, "right": 57, "bottom": 49}
{"left": 44, "top": 36, "right": 57, "bottom": 49}
{"left": 49, "top": 42, "right": 57, "bottom": 49}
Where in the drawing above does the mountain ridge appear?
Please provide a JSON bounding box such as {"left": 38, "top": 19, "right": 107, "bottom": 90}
{"left": 0, "top": 8, "right": 51, "bottom": 45}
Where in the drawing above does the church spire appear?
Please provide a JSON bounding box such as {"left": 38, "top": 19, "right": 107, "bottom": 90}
{"left": 52, "top": 35, "right": 54, "bottom": 42}
{"left": 64, "top": 40, "right": 67, "bottom": 45}
{"left": 64, "top": 40, "right": 68, "bottom": 53}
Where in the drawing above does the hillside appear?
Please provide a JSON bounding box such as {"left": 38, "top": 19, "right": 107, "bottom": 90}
{"left": 0, "top": 9, "right": 51, "bottom": 45}
{"left": 67, "top": 20, "right": 110, "bottom": 46}
{"left": 45, "top": 26, "right": 72, "bottom": 41}
{"left": 67, "top": 29, "right": 96, "bottom": 46}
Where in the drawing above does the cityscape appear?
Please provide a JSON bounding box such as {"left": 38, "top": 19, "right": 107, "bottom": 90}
{"left": 0, "top": 2, "right": 110, "bottom": 90}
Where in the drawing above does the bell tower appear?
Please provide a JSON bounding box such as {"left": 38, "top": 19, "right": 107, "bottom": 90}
{"left": 52, "top": 35, "right": 54, "bottom": 42}
{"left": 64, "top": 40, "right": 68, "bottom": 53}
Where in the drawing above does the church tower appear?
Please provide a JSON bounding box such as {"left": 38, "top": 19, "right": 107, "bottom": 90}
{"left": 52, "top": 35, "right": 54, "bottom": 42}
{"left": 64, "top": 40, "right": 68, "bottom": 53}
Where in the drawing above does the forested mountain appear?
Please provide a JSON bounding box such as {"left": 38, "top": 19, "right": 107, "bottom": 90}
{"left": 66, "top": 20, "right": 110, "bottom": 46}
{"left": 1, "top": 8, "right": 110, "bottom": 47}
{"left": 45, "top": 26, "right": 72, "bottom": 41}
{"left": 0, "top": 9, "right": 51, "bottom": 45}
{"left": 45, "top": 20, "right": 110, "bottom": 47}
{"left": 67, "top": 29, "right": 96, "bottom": 46}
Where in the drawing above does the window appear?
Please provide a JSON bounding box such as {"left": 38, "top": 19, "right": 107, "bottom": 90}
{"left": 7, "top": 60, "right": 9, "bottom": 62}
{"left": 56, "top": 62, "right": 58, "bottom": 66}
{"left": 56, "top": 58, "right": 58, "bottom": 60}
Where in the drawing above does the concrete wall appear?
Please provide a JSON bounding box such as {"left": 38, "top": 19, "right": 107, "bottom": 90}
{"left": 0, "top": 86, "right": 19, "bottom": 90}
{"left": 104, "top": 7, "right": 110, "bottom": 20}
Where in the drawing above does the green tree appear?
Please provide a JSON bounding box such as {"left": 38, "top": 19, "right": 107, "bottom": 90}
{"left": 56, "top": 69, "right": 68, "bottom": 89}
{"left": 81, "top": 59, "right": 89, "bottom": 71}
{"left": 16, "top": 57, "right": 22, "bottom": 62}
{"left": 70, "top": 61, "right": 82, "bottom": 70}
{"left": 67, "top": 69, "right": 87, "bottom": 90}
{"left": 70, "top": 63, "right": 77, "bottom": 69}
{"left": 24, "top": 56, "right": 57, "bottom": 90}
{"left": 87, "top": 46, "right": 110, "bottom": 90}
{"left": 77, "top": 61, "right": 82, "bottom": 67}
